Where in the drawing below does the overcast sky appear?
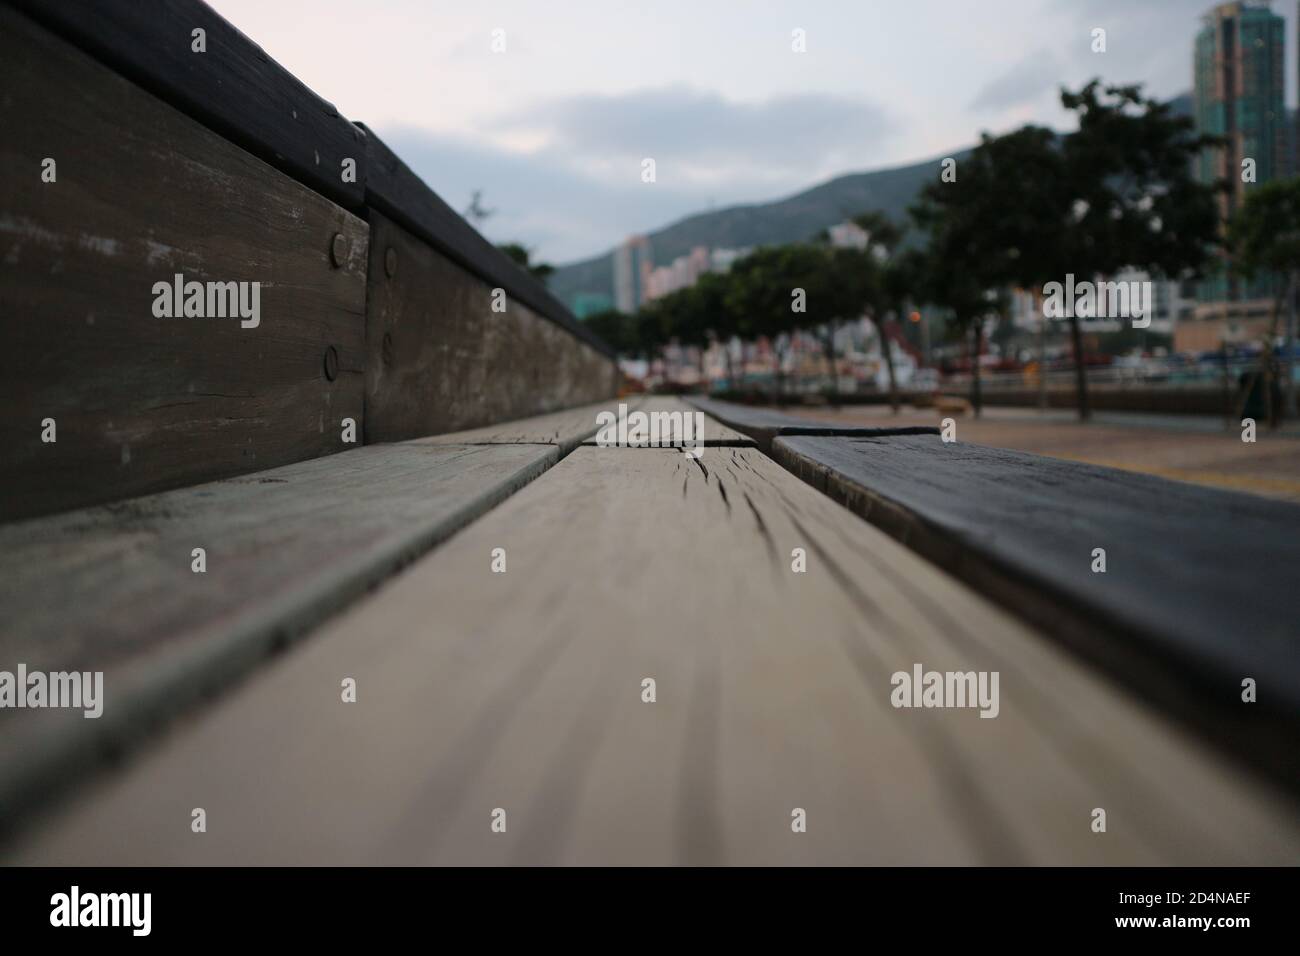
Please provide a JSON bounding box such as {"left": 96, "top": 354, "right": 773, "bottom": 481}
{"left": 209, "top": 0, "right": 1298, "bottom": 264}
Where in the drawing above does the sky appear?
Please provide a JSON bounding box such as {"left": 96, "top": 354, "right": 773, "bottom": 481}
{"left": 208, "top": 0, "right": 1299, "bottom": 264}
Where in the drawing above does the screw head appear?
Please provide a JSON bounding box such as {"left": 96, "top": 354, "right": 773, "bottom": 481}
{"left": 385, "top": 246, "right": 397, "bottom": 278}
{"left": 323, "top": 346, "right": 339, "bottom": 381}
{"left": 330, "top": 232, "right": 348, "bottom": 268}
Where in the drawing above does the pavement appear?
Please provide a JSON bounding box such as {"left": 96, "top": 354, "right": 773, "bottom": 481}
{"left": 782, "top": 403, "right": 1300, "bottom": 503}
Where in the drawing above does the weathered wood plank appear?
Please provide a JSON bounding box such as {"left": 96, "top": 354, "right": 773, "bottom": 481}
{"left": 363, "top": 211, "right": 620, "bottom": 443}
{"left": 9, "top": 0, "right": 367, "bottom": 209}
{"left": 413, "top": 397, "right": 644, "bottom": 454}
{"left": 686, "top": 396, "right": 937, "bottom": 450}
{"left": 13, "top": 446, "right": 1297, "bottom": 864}
{"left": 772, "top": 434, "right": 1300, "bottom": 788}
{"left": 0, "top": 442, "right": 557, "bottom": 829}
{"left": 0, "top": 7, "right": 369, "bottom": 522}
{"left": 592, "top": 396, "right": 755, "bottom": 445}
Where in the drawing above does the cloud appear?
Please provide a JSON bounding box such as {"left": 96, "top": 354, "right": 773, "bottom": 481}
{"left": 379, "top": 86, "right": 899, "bottom": 261}
{"left": 970, "top": 50, "right": 1064, "bottom": 112}
{"left": 380, "top": 125, "right": 745, "bottom": 263}
{"left": 492, "top": 86, "right": 898, "bottom": 187}
{"left": 1050, "top": 0, "right": 1296, "bottom": 107}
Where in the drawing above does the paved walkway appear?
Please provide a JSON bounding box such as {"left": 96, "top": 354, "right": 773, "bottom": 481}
{"left": 786, "top": 404, "right": 1300, "bottom": 503}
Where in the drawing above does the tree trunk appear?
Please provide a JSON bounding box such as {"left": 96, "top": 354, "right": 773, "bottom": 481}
{"left": 1285, "top": 270, "right": 1297, "bottom": 420}
{"left": 1220, "top": 338, "right": 1231, "bottom": 430}
{"left": 879, "top": 314, "right": 900, "bottom": 413}
{"left": 774, "top": 343, "right": 788, "bottom": 407}
{"left": 822, "top": 324, "right": 839, "bottom": 405}
{"left": 970, "top": 321, "right": 983, "bottom": 418}
{"left": 1069, "top": 314, "right": 1090, "bottom": 421}
{"left": 1235, "top": 282, "right": 1286, "bottom": 425}
{"left": 1037, "top": 293, "right": 1048, "bottom": 411}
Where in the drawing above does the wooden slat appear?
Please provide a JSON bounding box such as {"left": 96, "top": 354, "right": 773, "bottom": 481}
{"left": 12, "top": 446, "right": 1298, "bottom": 864}
{"left": 599, "top": 396, "right": 756, "bottom": 445}
{"left": 413, "top": 397, "right": 644, "bottom": 454}
{"left": 9, "top": 0, "right": 367, "bottom": 209}
{"left": 686, "top": 396, "right": 937, "bottom": 450}
{"left": 0, "top": 442, "right": 557, "bottom": 829}
{"left": 363, "top": 211, "right": 620, "bottom": 443}
{"left": 772, "top": 433, "right": 1300, "bottom": 788}
{"left": 0, "top": 6, "right": 369, "bottom": 522}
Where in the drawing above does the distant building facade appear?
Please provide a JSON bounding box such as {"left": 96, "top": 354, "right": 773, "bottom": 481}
{"left": 613, "top": 235, "right": 654, "bottom": 313}
{"left": 827, "top": 220, "right": 870, "bottom": 250}
{"left": 1185, "top": 0, "right": 1285, "bottom": 349}
{"left": 642, "top": 245, "right": 753, "bottom": 302}
{"left": 645, "top": 246, "right": 712, "bottom": 301}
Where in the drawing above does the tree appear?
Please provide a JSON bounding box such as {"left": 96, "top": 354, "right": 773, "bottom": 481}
{"left": 497, "top": 242, "right": 555, "bottom": 281}
{"left": 1228, "top": 176, "right": 1300, "bottom": 420}
{"left": 912, "top": 83, "right": 1223, "bottom": 421}
{"left": 634, "top": 275, "right": 737, "bottom": 388}
{"left": 1056, "top": 81, "right": 1224, "bottom": 419}
{"left": 907, "top": 232, "right": 1001, "bottom": 415}
{"left": 852, "top": 211, "right": 908, "bottom": 411}
{"left": 911, "top": 138, "right": 1021, "bottom": 416}
{"left": 725, "top": 245, "right": 841, "bottom": 402}
{"left": 582, "top": 308, "right": 637, "bottom": 357}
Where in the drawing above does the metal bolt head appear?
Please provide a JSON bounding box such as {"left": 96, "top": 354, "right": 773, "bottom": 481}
{"left": 323, "top": 346, "right": 339, "bottom": 382}
{"left": 330, "top": 232, "right": 348, "bottom": 268}
{"left": 385, "top": 246, "right": 397, "bottom": 278}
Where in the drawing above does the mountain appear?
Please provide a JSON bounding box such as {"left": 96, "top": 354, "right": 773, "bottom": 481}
{"left": 548, "top": 148, "right": 971, "bottom": 309}
{"left": 550, "top": 92, "right": 1197, "bottom": 311}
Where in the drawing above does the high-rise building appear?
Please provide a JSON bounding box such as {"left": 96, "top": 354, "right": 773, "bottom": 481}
{"left": 1195, "top": 1, "right": 1286, "bottom": 215}
{"left": 1185, "top": 1, "right": 1286, "bottom": 348}
{"left": 613, "top": 235, "right": 653, "bottom": 313}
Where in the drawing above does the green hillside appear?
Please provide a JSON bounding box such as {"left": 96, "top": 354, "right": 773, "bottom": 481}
{"left": 549, "top": 148, "right": 972, "bottom": 308}
{"left": 551, "top": 93, "right": 1197, "bottom": 311}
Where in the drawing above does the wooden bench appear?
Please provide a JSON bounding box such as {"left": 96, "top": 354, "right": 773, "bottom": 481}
{"left": 6, "top": 400, "right": 1298, "bottom": 864}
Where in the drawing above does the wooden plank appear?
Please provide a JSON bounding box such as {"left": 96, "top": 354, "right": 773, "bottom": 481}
{"left": 359, "top": 126, "right": 612, "bottom": 357}
{"left": 363, "top": 211, "right": 619, "bottom": 443}
{"left": 772, "top": 434, "right": 1300, "bottom": 789}
{"left": 9, "top": 0, "right": 366, "bottom": 209}
{"left": 413, "top": 397, "right": 644, "bottom": 454}
{"left": 593, "top": 396, "right": 755, "bottom": 445}
{"left": 0, "top": 442, "right": 558, "bottom": 830}
{"left": 0, "top": 6, "right": 369, "bottom": 522}
{"left": 12, "top": 446, "right": 1298, "bottom": 864}
{"left": 686, "top": 396, "right": 937, "bottom": 450}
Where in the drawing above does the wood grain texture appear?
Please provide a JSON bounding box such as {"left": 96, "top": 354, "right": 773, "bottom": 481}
{"left": 413, "top": 397, "right": 645, "bottom": 454}
{"left": 12, "top": 447, "right": 1298, "bottom": 864}
{"left": 363, "top": 211, "right": 620, "bottom": 443}
{"left": 8, "top": 0, "right": 367, "bottom": 209}
{"left": 772, "top": 434, "right": 1300, "bottom": 788}
{"left": 687, "top": 396, "right": 938, "bottom": 451}
{"left": 588, "top": 396, "right": 755, "bottom": 445}
{"left": 0, "top": 7, "right": 369, "bottom": 522}
{"left": 0, "top": 442, "right": 558, "bottom": 829}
